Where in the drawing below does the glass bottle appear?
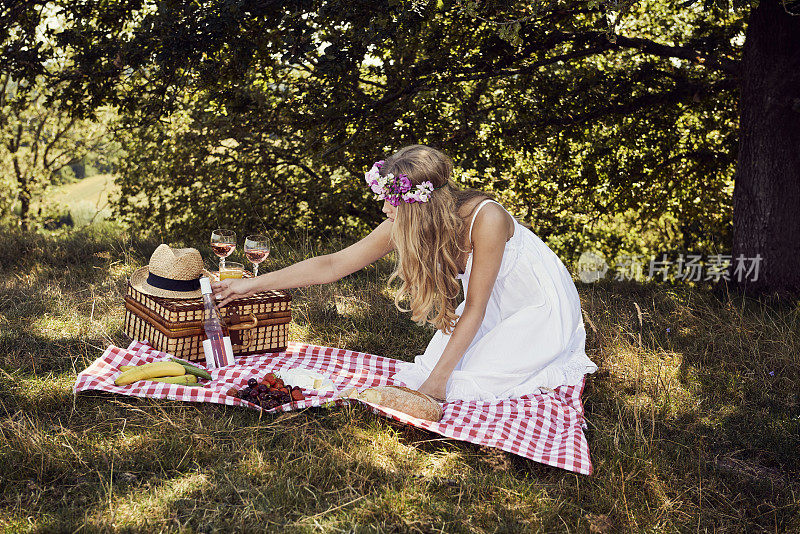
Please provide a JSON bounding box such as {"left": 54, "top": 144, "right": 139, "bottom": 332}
{"left": 199, "top": 277, "right": 233, "bottom": 368}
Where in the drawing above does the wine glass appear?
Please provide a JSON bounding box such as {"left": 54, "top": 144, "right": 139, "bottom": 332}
{"left": 211, "top": 229, "right": 236, "bottom": 271}
{"left": 244, "top": 234, "right": 271, "bottom": 277}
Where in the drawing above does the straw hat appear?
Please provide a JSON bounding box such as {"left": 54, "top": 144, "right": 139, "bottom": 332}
{"left": 130, "top": 244, "right": 211, "bottom": 299}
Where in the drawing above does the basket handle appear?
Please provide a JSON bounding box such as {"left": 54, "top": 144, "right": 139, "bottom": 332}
{"left": 227, "top": 313, "right": 258, "bottom": 331}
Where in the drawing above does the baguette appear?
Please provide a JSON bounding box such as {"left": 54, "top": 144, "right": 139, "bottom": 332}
{"left": 357, "top": 385, "right": 444, "bottom": 422}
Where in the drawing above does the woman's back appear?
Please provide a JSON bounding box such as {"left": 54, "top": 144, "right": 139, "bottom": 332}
{"left": 394, "top": 198, "right": 597, "bottom": 402}
{"left": 454, "top": 196, "right": 515, "bottom": 275}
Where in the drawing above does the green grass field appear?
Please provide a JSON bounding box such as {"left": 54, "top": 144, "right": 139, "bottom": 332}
{"left": 0, "top": 225, "right": 798, "bottom": 532}
{"left": 37, "top": 174, "right": 118, "bottom": 226}
{"left": 56, "top": 174, "right": 115, "bottom": 207}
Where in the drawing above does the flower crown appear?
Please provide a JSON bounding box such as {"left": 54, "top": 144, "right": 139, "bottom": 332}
{"left": 364, "top": 160, "right": 437, "bottom": 207}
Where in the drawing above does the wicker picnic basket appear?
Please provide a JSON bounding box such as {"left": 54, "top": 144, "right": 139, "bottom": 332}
{"left": 123, "top": 276, "right": 291, "bottom": 361}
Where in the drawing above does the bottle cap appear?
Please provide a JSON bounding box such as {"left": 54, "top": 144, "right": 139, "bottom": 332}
{"left": 199, "top": 276, "right": 212, "bottom": 295}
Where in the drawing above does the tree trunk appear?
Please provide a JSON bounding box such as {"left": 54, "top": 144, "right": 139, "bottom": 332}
{"left": 732, "top": 0, "right": 800, "bottom": 298}
{"left": 19, "top": 190, "right": 30, "bottom": 231}
{"left": 12, "top": 153, "right": 30, "bottom": 231}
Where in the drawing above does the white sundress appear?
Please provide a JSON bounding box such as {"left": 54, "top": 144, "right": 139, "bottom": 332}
{"left": 392, "top": 199, "right": 598, "bottom": 402}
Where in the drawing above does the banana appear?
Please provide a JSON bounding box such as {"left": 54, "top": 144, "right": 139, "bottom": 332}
{"left": 115, "top": 361, "right": 185, "bottom": 386}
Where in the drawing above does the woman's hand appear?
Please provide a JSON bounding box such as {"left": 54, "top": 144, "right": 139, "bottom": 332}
{"left": 417, "top": 372, "right": 447, "bottom": 402}
{"left": 211, "top": 277, "right": 262, "bottom": 307}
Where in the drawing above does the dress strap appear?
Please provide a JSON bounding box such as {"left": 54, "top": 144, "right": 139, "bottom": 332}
{"left": 468, "top": 199, "right": 502, "bottom": 244}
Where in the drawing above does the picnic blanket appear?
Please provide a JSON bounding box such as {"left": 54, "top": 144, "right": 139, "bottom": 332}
{"left": 74, "top": 341, "right": 593, "bottom": 475}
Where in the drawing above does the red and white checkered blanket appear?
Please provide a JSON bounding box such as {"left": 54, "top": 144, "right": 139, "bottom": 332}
{"left": 74, "top": 341, "right": 593, "bottom": 475}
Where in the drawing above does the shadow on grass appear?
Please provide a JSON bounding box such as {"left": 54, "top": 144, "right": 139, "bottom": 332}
{"left": 0, "top": 224, "right": 161, "bottom": 288}
{"left": 2, "top": 387, "right": 557, "bottom": 532}
{"left": 577, "top": 278, "right": 800, "bottom": 529}
{"left": 0, "top": 329, "right": 123, "bottom": 376}
{"left": 2, "top": 226, "right": 800, "bottom": 531}
{"left": 290, "top": 265, "right": 436, "bottom": 364}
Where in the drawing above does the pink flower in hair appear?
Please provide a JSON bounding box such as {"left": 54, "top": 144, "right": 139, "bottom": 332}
{"left": 363, "top": 160, "right": 437, "bottom": 206}
{"left": 397, "top": 174, "right": 412, "bottom": 192}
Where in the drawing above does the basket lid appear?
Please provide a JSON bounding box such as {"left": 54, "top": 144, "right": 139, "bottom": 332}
{"left": 126, "top": 271, "right": 291, "bottom": 313}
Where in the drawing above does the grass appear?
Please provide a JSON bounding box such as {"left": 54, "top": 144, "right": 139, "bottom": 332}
{"left": 52, "top": 174, "right": 116, "bottom": 209}
{"left": 34, "top": 173, "right": 118, "bottom": 227}
{"left": 0, "top": 224, "right": 799, "bottom": 533}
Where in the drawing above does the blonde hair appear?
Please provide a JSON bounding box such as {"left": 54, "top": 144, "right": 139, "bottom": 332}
{"left": 384, "top": 145, "right": 491, "bottom": 334}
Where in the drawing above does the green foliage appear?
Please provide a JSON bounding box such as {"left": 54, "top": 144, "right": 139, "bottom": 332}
{"left": 54, "top": 164, "right": 77, "bottom": 185}
{"left": 0, "top": 73, "right": 117, "bottom": 229}
{"left": 1, "top": 1, "right": 747, "bottom": 263}
{"left": 90, "top": 1, "right": 742, "bottom": 267}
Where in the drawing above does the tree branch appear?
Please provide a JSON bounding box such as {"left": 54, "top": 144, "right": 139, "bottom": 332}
{"left": 446, "top": 43, "right": 613, "bottom": 83}
{"left": 0, "top": 73, "right": 9, "bottom": 108}
{"left": 449, "top": 28, "right": 740, "bottom": 83}
{"left": 514, "top": 77, "right": 738, "bottom": 131}
{"left": 607, "top": 33, "right": 741, "bottom": 78}
{"left": 42, "top": 115, "right": 77, "bottom": 168}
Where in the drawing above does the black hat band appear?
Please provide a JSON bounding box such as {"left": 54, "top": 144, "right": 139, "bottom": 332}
{"left": 146, "top": 272, "right": 201, "bottom": 292}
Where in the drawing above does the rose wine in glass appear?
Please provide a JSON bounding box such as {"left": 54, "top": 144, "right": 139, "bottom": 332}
{"left": 244, "top": 234, "right": 270, "bottom": 277}
{"left": 211, "top": 229, "right": 236, "bottom": 271}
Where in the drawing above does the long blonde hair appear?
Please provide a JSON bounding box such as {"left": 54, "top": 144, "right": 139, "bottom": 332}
{"left": 384, "top": 145, "right": 491, "bottom": 334}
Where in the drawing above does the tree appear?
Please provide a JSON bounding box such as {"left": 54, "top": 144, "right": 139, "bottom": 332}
{"left": 2, "top": 1, "right": 797, "bottom": 296}
{"left": 95, "top": 1, "right": 741, "bottom": 257}
{"left": 731, "top": 0, "right": 800, "bottom": 298}
{"left": 0, "top": 73, "right": 111, "bottom": 229}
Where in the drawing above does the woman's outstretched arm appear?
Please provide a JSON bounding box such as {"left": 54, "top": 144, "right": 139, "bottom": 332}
{"left": 212, "top": 219, "right": 394, "bottom": 306}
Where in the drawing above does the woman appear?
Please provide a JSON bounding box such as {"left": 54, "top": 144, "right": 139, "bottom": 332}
{"left": 213, "top": 145, "right": 597, "bottom": 402}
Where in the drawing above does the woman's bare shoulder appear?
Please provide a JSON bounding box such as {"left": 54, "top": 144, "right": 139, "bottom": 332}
{"left": 458, "top": 197, "right": 488, "bottom": 219}
{"left": 470, "top": 201, "right": 515, "bottom": 243}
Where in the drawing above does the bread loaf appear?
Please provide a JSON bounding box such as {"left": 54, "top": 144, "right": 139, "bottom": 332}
{"left": 356, "top": 385, "right": 444, "bottom": 422}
